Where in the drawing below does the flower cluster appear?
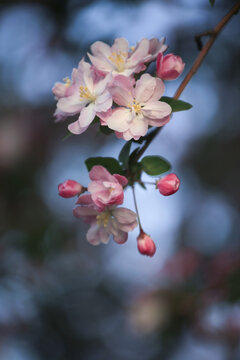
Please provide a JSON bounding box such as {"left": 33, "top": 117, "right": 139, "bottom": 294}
{"left": 54, "top": 37, "right": 188, "bottom": 257}
{"left": 53, "top": 37, "right": 184, "bottom": 140}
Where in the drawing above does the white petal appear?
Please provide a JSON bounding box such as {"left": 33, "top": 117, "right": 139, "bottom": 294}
{"left": 78, "top": 103, "right": 96, "bottom": 127}
{"left": 148, "top": 78, "right": 165, "bottom": 102}
{"left": 129, "top": 115, "right": 148, "bottom": 137}
{"left": 142, "top": 101, "right": 172, "bottom": 119}
{"left": 90, "top": 41, "right": 112, "bottom": 58}
{"left": 107, "top": 108, "right": 132, "bottom": 132}
{"left": 112, "top": 37, "right": 129, "bottom": 54}
{"left": 57, "top": 93, "right": 82, "bottom": 113}
{"left": 95, "top": 91, "right": 112, "bottom": 112}
{"left": 88, "top": 53, "right": 113, "bottom": 73}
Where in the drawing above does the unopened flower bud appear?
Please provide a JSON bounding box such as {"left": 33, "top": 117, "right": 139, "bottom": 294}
{"left": 58, "top": 180, "right": 84, "bottom": 198}
{"left": 137, "top": 231, "right": 156, "bottom": 257}
{"left": 157, "top": 173, "right": 180, "bottom": 196}
{"left": 156, "top": 53, "right": 185, "bottom": 80}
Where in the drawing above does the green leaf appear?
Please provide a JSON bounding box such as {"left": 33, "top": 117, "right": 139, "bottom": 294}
{"left": 141, "top": 155, "right": 171, "bottom": 176}
{"left": 85, "top": 157, "right": 123, "bottom": 175}
{"left": 209, "top": 0, "right": 215, "bottom": 6}
{"left": 118, "top": 141, "right": 132, "bottom": 167}
{"left": 99, "top": 125, "right": 114, "bottom": 135}
{"left": 161, "top": 96, "right": 193, "bottom": 112}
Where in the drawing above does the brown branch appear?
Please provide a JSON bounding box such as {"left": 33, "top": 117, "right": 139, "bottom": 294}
{"left": 135, "top": 1, "right": 240, "bottom": 162}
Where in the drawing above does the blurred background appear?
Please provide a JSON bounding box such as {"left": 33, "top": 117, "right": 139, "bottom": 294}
{"left": 0, "top": 0, "right": 240, "bottom": 359}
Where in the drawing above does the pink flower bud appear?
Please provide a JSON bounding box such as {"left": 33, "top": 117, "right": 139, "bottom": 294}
{"left": 157, "top": 173, "right": 180, "bottom": 196}
{"left": 58, "top": 180, "right": 84, "bottom": 198}
{"left": 156, "top": 53, "right": 185, "bottom": 80}
{"left": 137, "top": 231, "right": 156, "bottom": 257}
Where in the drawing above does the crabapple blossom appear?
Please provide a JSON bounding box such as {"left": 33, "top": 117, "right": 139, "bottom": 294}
{"left": 74, "top": 195, "right": 138, "bottom": 245}
{"left": 58, "top": 180, "right": 85, "bottom": 198}
{"left": 56, "top": 59, "right": 112, "bottom": 135}
{"left": 157, "top": 173, "right": 180, "bottom": 196}
{"left": 99, "top": 73, "right": 172, "bottom": 140}
{"left": 156, "top": 53, "right": 185, "bottom": 80}
{"left": 88, "top": 37, "right": 167, "bottom": 77}
{"left": 87, "top": 165, "right": 128, "bottom": 211}
{"left": 137, "top": 230, "right": 156, "bottom": 257}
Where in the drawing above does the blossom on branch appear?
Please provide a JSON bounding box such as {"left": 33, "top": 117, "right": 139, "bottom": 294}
{"left": 55, "top": 59, "right": 112, "bottom": 134}
{"left": 100, "top": 74, "right": 172, "bottom": 140}
{"left": 74, "top": 195, "right": 138, "bottom": 245}
{"left": 88, "top": 37, "right": 167, "bottom": 77}
{"left": 87, "top": 165, "right": 128, "bottom": 211}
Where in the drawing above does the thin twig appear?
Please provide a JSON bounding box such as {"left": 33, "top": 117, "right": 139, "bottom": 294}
{"left": 134, "top": 2, "right": 240, "bottom": 162}
{"left": 132, "top": 185, "right": 143, "bottom": 231}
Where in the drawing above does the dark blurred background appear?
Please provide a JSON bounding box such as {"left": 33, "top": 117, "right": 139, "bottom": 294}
{"left": 0, "top": 0, "right": 240, "bottom": 359}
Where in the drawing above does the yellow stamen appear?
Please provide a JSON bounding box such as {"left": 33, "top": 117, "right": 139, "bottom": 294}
{"left": 130, "top": 46, "right": 135, "bottom": 51}
{"left": 96, "top": 212, "right": 110, "bottom": 228}
{"left": 127, "top": 98, "right": 142, "bottom": 114}
{"left": 79, "top": 86, "right": 96, "bottom": 102}
{"left": 63, "top": 77, "right": 71, "bottom": 87}
{"left": 108, "top": 51, "right": 127, "bottom": 72}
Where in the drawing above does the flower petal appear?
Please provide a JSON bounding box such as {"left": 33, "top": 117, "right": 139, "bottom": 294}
{"left": 95, "top": 91, "right": 112, "bottom": 112}
{"left": 107, "top": 108, "right": 132, "bottom": 132}
{"left": 148, "top": 115, "right": 171, "bottom": 127}
{"left": 142, "top": 101, "right": 172, "bottom": 119}
{"left": 128, "top": 38, "right": 149, "bottom": 66}
{"left": 134, "top": 74, "right": 157, "bottom": 103}
{"left": 113, "top": 207, "right": 137, "bottom": 224}
{"left": 129, "top": 115, "right": 148, "bottom": 137}
{"left": 57, "top": 93, "right": 83, "bottom": 113}
{"left": 76, "top": 194, "right": 93, "bottom": 205}
{"left": 88, "top": 53, "right": 113, "bottom": 73}
{"left": 90, "top": 41, "right": 112, "bottom": 58}
{"left": 113, "top": 174, "right": 128, "bottom": 186}
{"left": 109, "top": 76, "right": 133, "bottom": 106}
{"left": 89, "top": 165, "right": 114, "bottom": 182}
{"left": 86, "top": 223, "right": 102, "bottom": 245}
{"left": 112, "top": 37, "right": 129, "bottom": 54}
{"left": 73, "top": 206, "right": 97, "bottom": 218}
{"left": 78, "top": 102, "right": 96, "bottom": 127}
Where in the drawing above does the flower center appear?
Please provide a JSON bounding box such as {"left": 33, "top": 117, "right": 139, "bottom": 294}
{"left": 79, "top": 86, "right": 96, "bottom": 102}
{"left": 108, "top": 51, "right": 127, "bottom": 72}
{"left": 127, "top": 98, "right": 142, "bottom": 114}
{"left": 96, "top": 212, "right": 110, "bottom": 228}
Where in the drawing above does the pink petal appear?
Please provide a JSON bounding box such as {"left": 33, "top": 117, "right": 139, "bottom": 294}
{"left": 86, "top": 223, "right": 102, "bottom": 245}
{"left": 57, "top": 93, "right": 82, "bottom": 113}
{"left": 142, "top": 101, "right": 172, "bottom": 119}
{"left": 76, "top": 194, "right": 93, "bottom": 205}
{"left": 89, "top": 165, "right": 114, "bottom": 182}
{"left": 95, "top": 91, "right": 112, "bottom": 112}
{"left": 109, "top": 76, "right": 133, "bottom": 106}
{"left": 113, "top": 207, "right": 137, "bottom": 224}
{"left": 148, "top": 115, "right": 171, "bottom": 127}
{"left": 73, "top": 206, "right": 97, "bottom": 218}
{"left": 88, "top": 53, "right": 113, "bottom": 73}
{"left": 107, "top": 108, "right": 132, "bottom": 132}
{"left": 68, "top": 119, "right": 88, "bottom": 135}
{"left": 117, "top": 220, "right": 138, "bottom": 232}
{"left": 94, "top": 73, "right": 112, "bottom": 95}
{"left": 128, "top": 38, "right": 149, "bottom": 66}
{"left": 113, "top": 174, "right": 128, "bottom": 186}
{"left": 134, "top": 74, "right": 157, "bottom": 103}
{"left": 148, "top": 78, "right": 165, "bottom": 102}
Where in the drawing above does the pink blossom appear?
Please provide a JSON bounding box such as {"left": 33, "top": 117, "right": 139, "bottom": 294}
{"left": 87, "top": 165, "right": 128, "bottom": 211}
{"left": 137, "top": 230, "right": 156, "bottom": 257}
{"left": 99, "top": 74, "right": 171, "bottom": 140}
{"left": 88, "top": 37, "right": 167, "bottom": 78}
{"left": 73, "top": 195, "right": 137, "bottom": 245}
{"left": 55, "top": 59, "right": 112, "bottom": 135}
{"left": 58, "top": 180, "right": 84, "bottom": 198}
{"left": 157, "top": 173, "right": 180, "bottom": 196}
{"left": 52, "top": 68, "right": 78, "bottom": 99}
{"left": 156, "top": 53, "right": 185, "bottom": 81}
